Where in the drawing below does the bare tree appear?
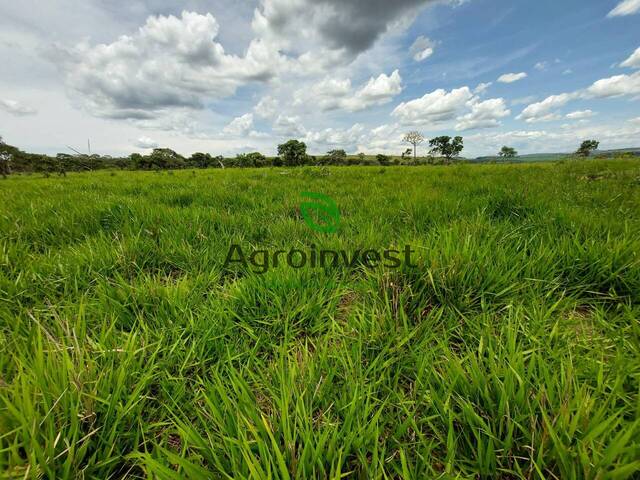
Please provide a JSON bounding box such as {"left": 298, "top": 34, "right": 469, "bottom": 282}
{"left": 403, "top": 131, "right": 425, "bottom": 161}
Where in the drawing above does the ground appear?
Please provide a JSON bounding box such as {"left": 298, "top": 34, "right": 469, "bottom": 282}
{"left": 0, "top": 160, "right": 639, "bottom": 479}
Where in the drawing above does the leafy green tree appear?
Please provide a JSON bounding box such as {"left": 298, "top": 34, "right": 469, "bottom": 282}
{"left": 498, "top": 146, "right": 518, "bottom": 158}
{"left": 324, "top": 149, "right": 347, "bottom": 165}
{"left": 576, "top": 140, "right": 599, "bottom": 157}
{"left": 429, "top": 136, "right": 464, "bottom": 164}
{"left": 0, "top": 152, "right": 11, "bottom": 178}
{"left": 403, "top": 131, "right": 425, "bottom": 160}
{"left": 189, "top": 152, "right": 214, "bottom": 168}
{"left": 149, "top": 148, "right": 186, "bottom": 169}
{"left": 277, "top": 140, "right": 307, "bottom": 167}
{"left": 376, "top": 154, "right": 391, "bottom": 166}
{"left": 236, "top": 152, "right": 267, "bottom": 168}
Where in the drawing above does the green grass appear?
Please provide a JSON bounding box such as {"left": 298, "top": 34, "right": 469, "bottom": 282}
{"left": 1, "top": 159, "right": 639, "bottom": 479}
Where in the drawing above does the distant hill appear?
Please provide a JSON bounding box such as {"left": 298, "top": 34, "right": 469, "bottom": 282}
{"left": 472, "top": 153, "right": 568, "bottom": 163}
{"left": 473, "top": 148, "right": 640, "bottom": 163}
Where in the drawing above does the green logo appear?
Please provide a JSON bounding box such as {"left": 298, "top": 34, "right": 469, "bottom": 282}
{"left": 300, "top": 192, "right": 340, "bottom": 233}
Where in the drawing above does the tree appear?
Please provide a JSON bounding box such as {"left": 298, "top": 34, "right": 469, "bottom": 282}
{"left": 498, "top": 146, "right": 518, "bottom": 159}
{"left": 189, "top": 152, "right": 214, "bottom": 168}
{"left": 0, "top": 152, "right": 11, "bottom": 179}
{"left": 576, "top": 140, "right": 599, "bottom": 157}
{"left": 236, "top": 152, "right": 266, "bottom": 168}
{"left": 376, "top": 154, "right": 391, "bottom": 166}
{"left": 429, "top": 136, "right": 464, "bottom": 164}
{"left": 277, "top": 140, "right": 307, "bottom": 166}
{"left": 401, "top": 148, "right": 413, "bottom": 159}
{"left": 324, "top": 149, "right": 347, "bottom": 165}
{"left": 403, "top": 131, "right": 425, "bottom": 161}
{"left": 148, "top": 148, "right": 186, "bottom": 169}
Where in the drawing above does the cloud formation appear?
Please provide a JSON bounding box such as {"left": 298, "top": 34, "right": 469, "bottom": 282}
{"left": 252, "top": 0, "right": 443, "bottom": 59}
{"left": 497, "top": 72, "right": 528, "bottom": 83}
{"left": 607, "top": 0, "right": 640, "bottom": 17}
{"left": 620, "top": 47, "right": 640, "bottom": 68}
{"left": 294, "top": 70, "right": 403, "bottom": 112}
{"left": 0, "top": 99, "right": 37, "bottom": 116}
{"left": 518, "top": 71, "right": 640, "bottom": 123}
{"left": 58, "top": 11, "right": 284, "bottom": 119}
{"left": 392, "top": 87, "right": 509, "bottom": 131}
{"left": 410, "top": 36, "right": 435, "bottom": 61}
{"left": 565, "top": 110, "right": 595, "bottom": 120}
{"left": 135, "top": 136, "right": 159, "bottom": 148}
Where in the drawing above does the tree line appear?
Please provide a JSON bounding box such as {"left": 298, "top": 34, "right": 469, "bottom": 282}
{"left": 0, "top": 133, "right": 604, "bottom": 178}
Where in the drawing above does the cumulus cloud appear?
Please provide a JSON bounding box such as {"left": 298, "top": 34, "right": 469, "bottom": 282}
{"left": 58, "top": 11, "right": 284, "bottom": 119}
{"left": 516, "top": 93, "right": 575, "bottom": 123}
{"left": 294, "top": 77, "right": 353, "bottom": 110}
{"left": 344, "top": 70, "right": 403, "bottom": 111}
{"left": 135, "top": 136, "right": 159, "bottom": 148}
{"left": 566, "top": 110, "right": 595, "bottom": 120}
{"left": 410, "top": 36, "right": 435, "bottom": 62}
{"left": 497, "top": 72, "right": 528, "bottom": 83}
{"left": 534, "top": 61, "right": 548, "bottom": 71}
{"left": 223, "top": 113, "right": 255, "bottom": 136}
{"left": 517, "top": 69, "right": 640, "bottom": 124}
{"left": 456, "top": 98, "right": 510, "bottom": 130}
{"left": 304, "top": 123, "right": 366, "bottom": 151}
{"left": 273, "top": 114, "right": 306, "bottom": 137}
{"left": 620, "top": 47, "right": 640, "bottom": 68}
{"left": 392, "top": 87, "right": 473, "bottom": 125}
{"left": 607, "top": 0, "right": 640, "bottom": 17}
{"left": 391, "top": 86, "right": 509, "bottom": 131}
{"left": 474, "top": 82, "right": 492, "bottom": 94}
{"left": 585, "top": 71, "right": 640, "bottom": 98}
{"left": 254, "top": 96, "right": 279, "bottom": 119}
{"left": 295, "top": 70, "right": 402, "bottom": 112}
{"left": 0, "top": 99, "right": 37, "bottom": 116}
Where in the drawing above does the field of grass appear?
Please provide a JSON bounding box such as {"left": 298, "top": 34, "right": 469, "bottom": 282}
{"left": 1, "top": 159, "right": 640, "bottom": 479}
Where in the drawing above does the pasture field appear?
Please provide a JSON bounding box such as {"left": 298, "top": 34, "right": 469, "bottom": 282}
{"left": 1, "top": 159, "right": 640, "bottom": 479}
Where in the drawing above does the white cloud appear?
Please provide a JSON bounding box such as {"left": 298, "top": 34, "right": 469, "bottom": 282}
{"left": 518, "top": 69, "right": 640, "bottom": 123}
{"left": 391, "top": 86, "right": 473, "bottom": 125}
{"left": 273, "top": 114, "right": 306, "bottom": 137}
{"left": 497, "top": 72, "right": 528, "bottom": 83}
{"left": 621, "top": 47, "right": 640, "bottom": 68}
{"left": 295, "top": 70, "right": 402, "bottom": 112}
{"left": 566, "top": 110, "right": 595, "bottom": 120}
{"left": 456, "top": 98, "right": 510, "bottom": 130}
{"left": 134, "top": 136, "right": 159, "bottom": 149}
{"left": 585, "top": 71, "right": 640, "bottom": 98}
{"left": 474, "top": 82, "right": 492, "bottom": 94}
{"left": 304, "top": 123, "right": 366, "bottom": 151}
{"left": 410, "top": 36, "right": 435, "bottom": 62}
{"left": 629, "top": 117, "right": 640, "bottom": 124}
{"left": 607, "top": 0, "right": 640, "bottom": 17}
{"left": 516, "top": 93, "right": 576, "bottom": 123}
{"left": 534, "top": 61, "right": 548, "bottom": 71}
{"left": 0, "top": 99, "right": 37, "bottom": 116}
{"left": 58, "top": 11, "right": 285, "bottom": 120}
{"left": 294, "top": 77, "right": 352, "bottom": 110}
{"left": 223, "top": 113, "right": 255, "bottom": 136}
{"left": 345, "top": 70, "right": 403, "bottom": 111}
{"left": 254, "top": 96, "right": 279, "bottom": 119}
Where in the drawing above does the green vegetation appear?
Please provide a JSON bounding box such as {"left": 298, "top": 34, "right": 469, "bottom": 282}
{"left": 499, "top": 146, "right": 518, "bottom": 159}
{"left": 577, "top": 140, "right": 601, "bottom": 158}
{"left": 1, "top": 159, "right": 640, "bottom": 478}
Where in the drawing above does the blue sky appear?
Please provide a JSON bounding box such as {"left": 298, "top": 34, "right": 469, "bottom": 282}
{"left": 1, "top": 0, "right": 639, "bottom": 157}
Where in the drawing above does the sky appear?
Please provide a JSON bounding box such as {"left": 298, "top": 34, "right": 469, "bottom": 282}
{"left": 1, "top": 0, "right": 640, "bottom": 158}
